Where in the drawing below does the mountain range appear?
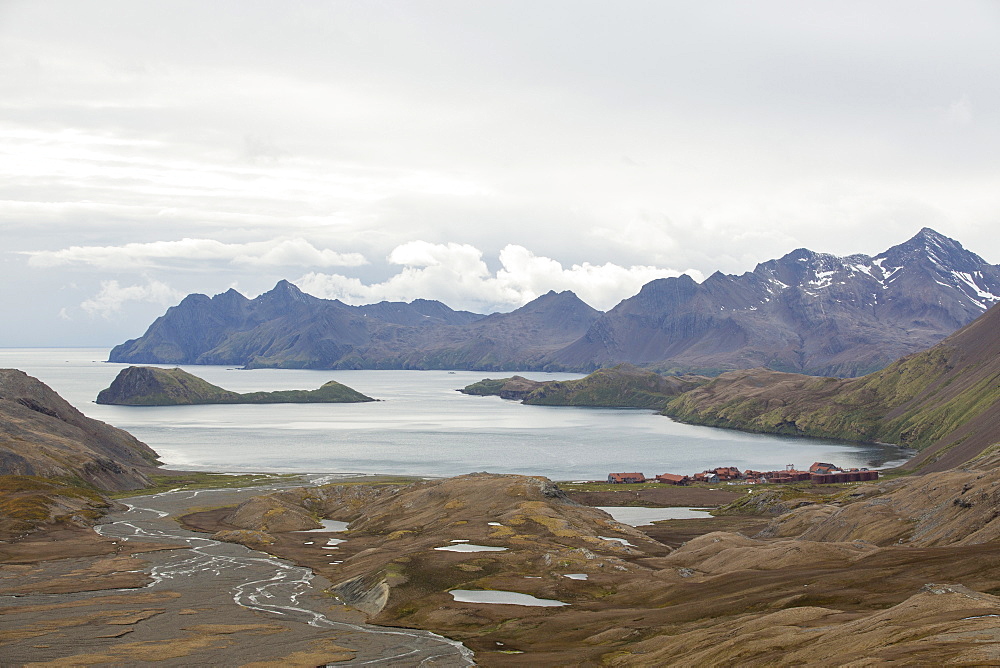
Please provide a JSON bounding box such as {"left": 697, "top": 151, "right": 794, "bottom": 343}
{"left": 109, "top": 228, "right": 1000, "bottom": 377}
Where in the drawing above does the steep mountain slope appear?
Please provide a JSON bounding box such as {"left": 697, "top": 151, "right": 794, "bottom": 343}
{"left": 552, "top": 228, "right": 1000, "bottom": 376}
{"left": 0, "top": 370, "right": 160, "bottom": 490}
{"left": 96, "top": 366, "right": 374, "bottom": 405}
{"left": 662, "top": 303, "right": 1000, "bottom": 472}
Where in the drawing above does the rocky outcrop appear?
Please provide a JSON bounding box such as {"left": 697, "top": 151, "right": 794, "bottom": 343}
{"left": 0, "top": 369, "right": 159, "bottom": 491}
{"left": 96, "top": 366, "right": 374, "bottom": 405}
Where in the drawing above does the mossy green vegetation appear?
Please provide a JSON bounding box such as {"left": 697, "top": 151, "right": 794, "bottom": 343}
{"left": 97, "top": 366, "right": 375, "bottom": 406}
{"left": 0, "top": 475, "right": 110, "bottom": 533}
{"left": 109, "top": 472, "right": 302, "bottom": 498}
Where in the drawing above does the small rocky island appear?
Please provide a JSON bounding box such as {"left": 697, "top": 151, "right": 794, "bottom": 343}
{"left": 97, "top": 366, "right": 375, "bottom": 406}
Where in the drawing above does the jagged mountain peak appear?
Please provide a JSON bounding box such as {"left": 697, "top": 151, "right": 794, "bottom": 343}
{"left": 271, "top": 279, "right": 304, "bottom": 296}
{"left": 877, "top": 227, "right": 986, "bottom": 270}
{"left": 211, "top": 288, "right": 249, "bottom": 305}
{"left": 255, "top": 279, "right": 317, "bottom": 306}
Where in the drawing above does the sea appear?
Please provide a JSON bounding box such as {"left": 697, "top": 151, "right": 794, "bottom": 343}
{"left": 0, "top": 348, "right": 912, "bottom": 481}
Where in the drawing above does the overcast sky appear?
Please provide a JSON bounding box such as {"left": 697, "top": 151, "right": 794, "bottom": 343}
{"left": 2, "top": 1, "right": 998, "bottom": 346}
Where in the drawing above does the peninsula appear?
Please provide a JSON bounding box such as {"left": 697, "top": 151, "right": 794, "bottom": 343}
{"left": 96, "top": 366, "right": 375, "bottom": 406}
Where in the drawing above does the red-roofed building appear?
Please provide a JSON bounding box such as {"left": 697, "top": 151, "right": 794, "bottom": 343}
{"left": 711, "top": 466, "right": 742, "bottom": 481}
{"left": 811, "top": 469, "right": 879, "bottom": 484}
{"left": 760, "top": 468, "right": 811, "bottom": 484}
{"left": 608, "top": 472, "right": 646, "bottom": 484}
{"left": 810, "top": 462, "right": 841, "bottom": 475}
{"left": 655, "top": 473, "right": 689, "bottom": 485}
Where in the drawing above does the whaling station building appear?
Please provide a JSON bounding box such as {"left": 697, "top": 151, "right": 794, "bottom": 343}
{"left": 608, "top": 462, "right": 879, "bottom": 485}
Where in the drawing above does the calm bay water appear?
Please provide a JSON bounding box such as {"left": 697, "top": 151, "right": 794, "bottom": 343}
{"left": 0, "top": 348, "right": 910, "bottom": 481}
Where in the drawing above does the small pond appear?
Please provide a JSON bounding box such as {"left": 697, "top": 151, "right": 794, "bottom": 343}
{"left": 449, "top": 590, "right": 568, "bottom": 606}
{"left": 298, "top": 519, "right": 350, "bottom": 533}
{"left": 434, "top": 544, "right": 508, "bottom": 553}
{"left": 597, "top": 506, "right": 714, "bottom": 526}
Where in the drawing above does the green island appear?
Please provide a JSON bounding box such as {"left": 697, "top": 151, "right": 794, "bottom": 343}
{"left": 460, "top": 363, "right": 706, "bottom": 409}
{"left": 96, "top": 365, "right": 376, "bottom": 406}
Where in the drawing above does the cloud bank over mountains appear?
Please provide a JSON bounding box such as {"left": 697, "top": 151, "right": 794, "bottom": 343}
{"left": 297, "top": 241, "right": 701, "bottom": 313}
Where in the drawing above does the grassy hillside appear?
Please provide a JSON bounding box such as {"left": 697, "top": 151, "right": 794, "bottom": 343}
{"left": 97, "top": 366, "right": 375, "bottom": 405}
{"left": 663, "top": 304, "right": 1000, "bottom": 472}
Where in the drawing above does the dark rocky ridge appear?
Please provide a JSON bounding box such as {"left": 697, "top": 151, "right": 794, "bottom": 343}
{"left": 110, "top": 229, "right": 1000, "bottom": 376}
{"left": 0, "top": 369, "right": 160, "bottom": 491}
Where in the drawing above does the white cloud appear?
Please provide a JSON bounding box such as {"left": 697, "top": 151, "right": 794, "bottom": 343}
{"left": 496, "top": 245, "right": 699, "bottom": 308}
{"left": 945, "top": 95, "right": 973, "bottom": 126}
{"left": 24, "top": 238, "right": 368, "bottom": 270}
{"left": 81, "top": 279, "right": 185, "bottom": 317}
{"left": 295, "top": 241, "right": 701, "bottom": 312}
